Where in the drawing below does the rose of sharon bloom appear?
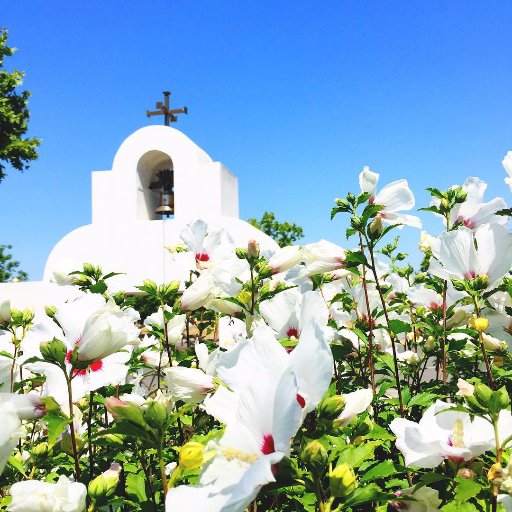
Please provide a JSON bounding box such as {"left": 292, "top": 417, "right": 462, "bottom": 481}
{"left": 449, "top": 177, "right": 507, "bottom": 230}
{"left": 0, "top": 393, "right": 45, "bottom": 420}
{"left": 165, "top": 366, "right": 215, "bottom": 404}
{"left": 359, "top": 166, "right": 421, "bottom": 228}
{"left": 299, "top": 240, "right": 350, "bottom": 278}
{"left": 207, "top": 319, "right": 333, "bottom": 422}
{"left": 0, "top": 401, "right": 24, "bottom": 475}
{"left": 390, "top": 400, "right": 494, "bottom": 468}
{"left": 267, "top": 245, "right": 303, "bottom": 275}
{"left": 259, "top": 289, "right": 329, "bottom": 341}
{"left": 430, "top": 224, "right": 512, "bottom": 289}
{"left": 76, "top": 300, "right": 140, "bottom": 362}
{"left": 7, "top": 475, "right": 87, "bottom": 512}
{"left": 180, "top": 219, "right": 235, "bottom": 270}
{"left": 166, "top": 368, "right": 303, "bottom": 512}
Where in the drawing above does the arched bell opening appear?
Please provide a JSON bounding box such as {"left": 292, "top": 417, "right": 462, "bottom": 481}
{"left": 136, "top": 150, "right": 175, "bottom": 220}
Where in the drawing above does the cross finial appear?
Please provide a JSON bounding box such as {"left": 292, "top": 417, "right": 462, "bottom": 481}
{"left": 146, "top": 91, "right": 188, "bottom": 126}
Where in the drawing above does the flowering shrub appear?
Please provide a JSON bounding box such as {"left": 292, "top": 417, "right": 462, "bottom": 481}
{"left": 2, "top": 158, "right": 512, "bottom": 511}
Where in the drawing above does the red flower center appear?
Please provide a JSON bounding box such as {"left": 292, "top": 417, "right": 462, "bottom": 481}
{"left": 286, "top": 327, "right": 299, "bottom": 338}
{"left": 296, "top": 393, "right": 306, "bottom": 408}
{"left": 261, "top": 434, "right": 275, "bottom": 455}
{"left": 195, "top": 253, "right": 210, "bottom": 262}
{"left": 66, "top": 350, "right": 104, "bottom": 376}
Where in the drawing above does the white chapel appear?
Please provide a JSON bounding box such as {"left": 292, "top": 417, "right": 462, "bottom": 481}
{"left": 0, "top": 123, "right": 278, "bottom": 310}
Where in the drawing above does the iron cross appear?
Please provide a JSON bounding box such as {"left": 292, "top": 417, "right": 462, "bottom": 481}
{"left": 146, "top": 91, "right": 188, "bottom": 126}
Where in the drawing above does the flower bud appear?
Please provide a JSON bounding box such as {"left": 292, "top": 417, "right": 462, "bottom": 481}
{"left": 0, "top": 299, "right": 11, "bottom": 324}
{"left": 474, "top": 383, "right": 493, "bottom": 406}
{"left": 494, "top": 356, "right": 505, "bottom": 367}
{"left": 22, "top": 308, "right": 34, "bottom": 324}
{"left": 247, "top": 240, "right": 260, "bottom": 259}
{"left": 144, "top": 401, "right": 169, "bottom": 431}
{"left": 471, "top": 275, "right": 489, "bottom": 291}
{"left": 418, "top": 231, "right": 434, "bottom": 253}
{"left": 30, "top": 442, "right": 49, "bottom": 459}
{"left": 424, "top": 336, "right": 436, "bottom": 353}
{"left": 482, "top": 334, "right": 506, "bottom": 352}
{"left": 470, "top": 317, "right": 489, "bottom": 332}
{"left": 89, "top": 463, "right": 122, "bottom": 502}
{"left": 300, "top": 440, "right": 328, "bottom": 469}
{"left": 235, "top": 247, "right": 249, "bottom": 260}
{"left": 457, "top": 378, "right": 475, "bottom": 397}
{"left": 318, "top": 395, "right": 346, "bottom": 421}
{"left": 446, "top": 309, "right": 472, "bottom": 329}
{"left": 44, "top": 305, "right": 57, "bottom": 319}
{"left": 179, "top": 441, "right": 204, "bottom": 470}
{"left": 237, "top": 290, "right": 252, "bottom": 305}
{"left": 489, "top": 386, "right": 510, "bottom": 414}
{"left": 105, "top": 397, "right": 150, "bottom": 435}
{"left": 440, "top": 198, "right": 450, "bottom": 212}
{"left": 368, "top": 215, "right": 383, "bottom": 240}
{"left": 335, "top": 198, "right": 351, "bottom": 212}
{"left": 40, "top": 338, "right": 68, "bottom": 366}
{"left": 488, "top": 462, "right": 504, "bottom": 486}
{"left": 329, "top": 463, "right": 357, "bottom": 498}
{"left": 457, "top": 468, "right": 475, "bottom": 480}
{"left": 350, "top": 216, "right": 362, "bottom": 230}
{"left": 61, "top": 432, "right": 85, "bottom": 455}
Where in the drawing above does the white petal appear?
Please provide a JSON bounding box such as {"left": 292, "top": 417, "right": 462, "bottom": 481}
{"left": 374, "top": 179, "right": 415, "bottom": 212}
{"left": 359, "top": 166, "right": 379, "bottom": 195}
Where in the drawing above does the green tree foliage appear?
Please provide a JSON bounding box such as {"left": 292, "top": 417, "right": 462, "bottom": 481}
{"left": 248, "top": 211, "right": 304, "bottom": 247}
{"left": 0, "top": 28, "right": 40, "bottom": 182}
{"left": 0, "top": 244, "right": 28, "bottom": 282}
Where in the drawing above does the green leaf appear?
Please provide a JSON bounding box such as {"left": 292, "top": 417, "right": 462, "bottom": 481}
{"left": 408, "top": 392, "right": 438, "bottom": 408}
{"left": 90, "top": 280, "right": 107, "bottom": 294}
{"left": 454, "top": 476, "right": 481, "bottom": 502}
{"left": 360, "top": 460, "right": 399, "bottom": 483}
{"left": 7, "top": 455, "right": 27, "bottom": 477}
{"left": 337, "top": 441, "right": 379, "bottom": 468}
{"left": 388, "top": 319, "right": 411, "bottom": 335}
{"left": 414, "top": 471, "right": 450, "bottom": 491}
{"left": 126, "top": 472, "right": 148, "bottom": 502}
{"left": 45, "top": 413, "right": 71, "bottom": 447}
{"left": 342, "top": 483, "right": 393, "bottom": 507}
{"left": 344, "top": 250, "right": 369, "bottom": 268}
{"left": 365, "top": 424, "right": 395, "bottom": 441}
{"left": 442, "top": 502, "right": 479, "bottom": 511}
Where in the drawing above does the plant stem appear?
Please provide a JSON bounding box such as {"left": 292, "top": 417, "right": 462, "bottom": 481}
{"left": 492, "top": 416, "right": 502, "bottom": 512}
{"left": 158, "top": 445, "right": 168, "bottom": 498}
{"left": 88, "top": 391, "right": 94, "bottom": 481}
{"left": 358, "top": 232, "right": 376, "bottom": 392}
{"left": 472, "top": 296, "right": 495, "bottom": 389}
{"left": 65, "top": 371, "right": 81, "bottom": 481}
{"left": 365, "top": 237, "right": 405, "bottom": 417}
{"left": 441, "top": 281, "right": 448, "bottom": 384}
{"left": 162, "top": 304, "right": 173, "bottom": 365}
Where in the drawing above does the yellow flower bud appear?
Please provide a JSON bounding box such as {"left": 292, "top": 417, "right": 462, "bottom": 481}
{"left": 300, "top": 440, "right": 328, "bottom": 469}
{"left": 329, "top": 463, "right": 357, "bottom": 498}
{"left": 488, "top": 462, "right": 504, "bottom": 486}
{"left": 471, "top": 317, "right": 489, "bottom": 332}
{"left": 179, "top": 441, "right": 204, "bottom": 470}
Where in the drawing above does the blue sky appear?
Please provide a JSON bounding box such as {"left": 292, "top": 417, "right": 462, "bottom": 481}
{"left": 1, "top": 1, "right": 511, "bottom": 279}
